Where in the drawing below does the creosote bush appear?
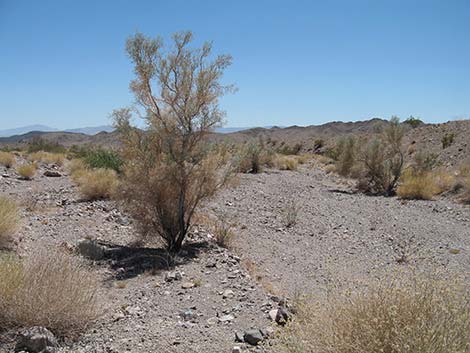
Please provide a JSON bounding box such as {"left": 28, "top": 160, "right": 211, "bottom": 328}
{"left": 0, "top": 151, "right": 16, "bottom": 168}
{"left": 114, "top": 31, "right": 234, "bottom": 254}
{"left": 275, "top": 271, "right": 470, "bottom": 353}
{"left": 76, "top": 168, "right": 119, "bottom": 200}
{"left": 0, "top": 249, "right": 99, "bottom": 337}
{"left": 84, "top": 149, "right": 123, "bottom": 173}
{"left": 0, "top": 197, "right": 19, "bottom": 249}
{"left": 441, "top": 132, "right": 455, "bottom": 149}
{"left": 16, "top": 163, "right": 37, "bottom": 180}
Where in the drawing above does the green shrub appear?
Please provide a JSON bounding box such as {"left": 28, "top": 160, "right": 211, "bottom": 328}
{"left": 84, "top": 149, "right": 123, "bottom": 173}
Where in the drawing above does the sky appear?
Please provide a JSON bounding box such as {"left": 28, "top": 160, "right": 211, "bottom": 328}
{"left": 0, "top": 0, "right": 469, "bottom": 130}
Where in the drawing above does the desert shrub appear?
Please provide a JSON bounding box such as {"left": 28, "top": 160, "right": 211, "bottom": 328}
{"left": 397, "top": 170, "right": 440, "bottom": 200}
{"left": 28, "top": 151, "right": 65, "bottom": 166}
{"left": 441, "top": 133, "right": 455, "bottom": 149}
{"left": 113, "top": 31, "right": 234, "bottom": 254}
{"left": 275, "top": 272, "right": 470, "bottom": 353}
{"left": 0, "top": 249, "right": 99, "bottom": 337}
{"left": 84, "top": 149, "right": 123, "bottom": 173}
{"left": 0, "top": 197, "right": 19, "bottom": 249}
{"left": 357, "top": 117, "right": 404, "bottom": 196}
{"left": 411, "top": 151, "right": 438, "bottom": 172}
{"left": 335, "top": 136, "right": 356, "bottom": 176}
{"left": 0, "top": 152, "right": 16, "bottom": 168}
{"left": 76, "top": 168, "right": 118, "bottom": 200}
{"left": 276, "top": 155, "right": 299, "bottom": 171}
{"left": 277, "top": 143, "right": 303, "bottom": 156}
{"left": 457, "top": 164, "right": 470, "bottom": 203}
{"left": 433, "top": 168, "right": 455, "bottom": 194}
{"left": 16, "top": 163, "right": 37, "bottom": 180}
{"left": 27, "top": 137, "right": 66, "bottom": 154}
{"left": 238, "top": 142, "right": 264, "bottom": 173}
{"left": 313, "top": 139, "right": 324, "bottom": 151}
{"left": 403, "top": 115, "right": 423, "bottom": 128}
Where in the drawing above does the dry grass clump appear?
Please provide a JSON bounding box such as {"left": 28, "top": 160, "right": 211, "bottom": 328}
{"left": 0, "top": 249, "right": 99, "bottom": 337}
{"left": 0, "top": 152, "right": 16, "bottom": 168}
{"left": 0, "top": 197, "right": 19, "bottom": 249}
{"left": 275, "top": 155, "right": 299, "bottom": 171}
{"left": 16, "top": 163, "right": 37, "bottom": 180}
{"left": 211, "top": 216, "right": 236, "bottom": 248}
{"left": 275, "top": 272, "right": 470, "bottom": 353}
{"left": 75, "top": 168, "right": 118, "bottom": 200}
{"left": 397, "top": 170, "right": 440, "bottom": 200}
{"left": 457, "top": 163, "right": 470, "bottom": 203}
{"left": 28, "top": 151, "right": 66, "bottom": 166}
{"left": 67, "top": 158, "right": 88, "bottom": 182}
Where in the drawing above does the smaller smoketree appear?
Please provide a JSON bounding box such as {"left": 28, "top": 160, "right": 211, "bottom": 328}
{"left": 358, "top": 117, "right": 405, "bottom": 196}
{"left": 113, "top": 31, "right": 234, "bottom": 254}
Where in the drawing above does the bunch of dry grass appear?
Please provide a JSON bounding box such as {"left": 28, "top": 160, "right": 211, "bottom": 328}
{"left": 75, "top": 168, "right": 118, "bottom": 200}
{"left": 16, "top": 163, "right": 37, "bottom": 180}
{"left": 275, "top": 271, "right": 470, "bottom": 353}
{"left": 0, "top": 197, "right": 19, "bottom": 248}
{"left": 67, "top": 158, "right": 88, "bottom": 182}
{"left": 0, "top": 248, "right": 99, "bottom": 337}
{"left": 275, "top": 155, "right": 299, "bottom": 171}
{"left": 211, "top": 216, "right": 236, "bottom": 248}
{"left": 0, "top": 152, "right": 16, "bottom": 168}
{"left": 28, "top": 151, "right": 66, "bottom": 166}
{"left": 397, "top": 170, "right": 440, "bottom": 200}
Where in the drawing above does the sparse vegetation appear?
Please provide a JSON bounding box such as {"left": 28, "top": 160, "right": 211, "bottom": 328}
{"left": 113, "top": 31, "right": 234, "bottom": 254}
{"left": 403, "top": 115, "right": 423, "bottom": 128}
{"left": 335, "top": 136, "right": 357, "bottom": 177}
{"left": 0, "top": 151, "right": 16, "bottom": 168}
{"left": 283, "top": 200, "right": 299, "bottom": 227}
{"left": 441, "top": 132, "right": 455, "bottom": 149}
{"left": 211, "top": 215, "right": 236, "bottom": 248}
{"left": 275, "top": 271, "right": 470, "bottom": 353}
{"left": 16, "top": 163, "right": 37, "bottom": 180}
{"left": 28, "top": 151, "right": 66, "bottom": 166}
{"left": 76, "top": 168, "right": 119, "bottom": 200}
{"left": 397, "top": 170, "right": 440, "bottom": 200}
{"left": 0, "top": 249, "right": 99, "bottom": 337}
{"left": 0, "top": 197, "right": 19, "bottom": 249}
{"left": 27, "top": 137, "right": 66, "bottom": 154}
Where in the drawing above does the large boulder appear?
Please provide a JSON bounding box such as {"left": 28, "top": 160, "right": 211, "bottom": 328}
{"left": 15, "top": 326, "right": 58, "bottom": 353}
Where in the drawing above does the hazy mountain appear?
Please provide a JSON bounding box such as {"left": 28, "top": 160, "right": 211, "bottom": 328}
{"left": 0, "top": 125, "right": 57, "bottom": 137}
{"left": 64, "top": 125, "right": 114, "bottom": 135}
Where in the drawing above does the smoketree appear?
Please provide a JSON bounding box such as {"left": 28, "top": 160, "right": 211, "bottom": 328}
{"left": 113, "top": 31, "right": 234, "bottom": 254}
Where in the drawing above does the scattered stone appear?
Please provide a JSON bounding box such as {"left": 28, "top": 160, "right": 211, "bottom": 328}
{"left": 232, "top": 346, "right": 242, "bottom": 353}
{"left": 234, "top": 331, "right": 244, "bottom": 342}
{"left": 43, "top": 170, "right": 62, "bottom": 177}
{"left": 181, "top": 281, "right": 195, "bottom": 289}
{"left": 179, "top": 309, "right": 196, "bottom": 321}
{"left": 222, "top": 289, "right": 234, "bottom": 299}
{"left": 218, "top": 314, "right": 234, "bottom": 322}
{"left": 243, "top": 329, "right": 264, "bottom": 346}
{"left": 15, "top": 326, "right": 58, "bottom": 353}
{"left": 165, "top": 271, "right": 183, "bottom": 282}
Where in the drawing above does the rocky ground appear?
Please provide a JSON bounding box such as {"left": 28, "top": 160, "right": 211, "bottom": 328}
{"left": 1, "top": 158, "right": 469, "bottom": 352}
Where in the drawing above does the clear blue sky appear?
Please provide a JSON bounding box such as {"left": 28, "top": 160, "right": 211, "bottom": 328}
{"left": 1, "top": 0, "right": 469, "bottom": 129}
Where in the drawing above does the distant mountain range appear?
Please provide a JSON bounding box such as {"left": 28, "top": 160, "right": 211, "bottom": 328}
{"left": 0, "top": 124, "right": 275, "bottom": 138}
{"left": 0, "top": 124, "right": 115, "bottom": 137}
